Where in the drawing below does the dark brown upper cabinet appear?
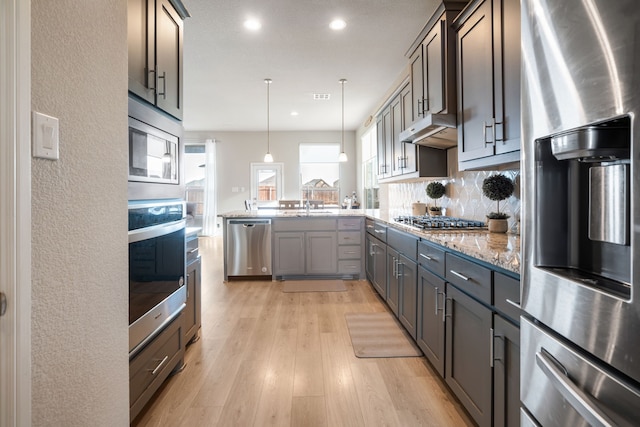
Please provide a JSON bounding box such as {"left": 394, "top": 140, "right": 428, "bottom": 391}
{"left": 454, "top": 0, "right": 521, "bottom": 170}
{"left": 128, "top": 0, "right": 189, "bottom": 120}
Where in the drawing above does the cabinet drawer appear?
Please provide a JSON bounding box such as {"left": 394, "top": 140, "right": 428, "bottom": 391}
{"left": 338, "top": 217, "right": 362, "bottom": 230}
{"left": 445, "top": 253, "right": 491, "bottom": 304}
{"left": 418, "top": 240, "right": 445, "bottom": 277}
{"left": 494, "top": 272, "right": 522, "bottom": 324}
{"left": 338, "top": 231, "right": 360, "bottom": 245}
{"left": 186, "top": 236, "right": 199, "bottom": 263}
{"left": 338, "top": 245, "right": 361, "bottom": 260}
{"left": 366, "top": 219, "right": 387, "bottom": 242}
{"left": 130, "top": 313, "right": 183, "bottom": 419}
{"left": 338, "top": 260, "right": 361, "bottom": 274}
{"left": 387, "top": 227, "right": 417, "bottom": 260}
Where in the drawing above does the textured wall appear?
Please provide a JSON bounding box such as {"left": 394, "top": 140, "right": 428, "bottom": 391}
{"left": 31, "top": 1, "right": 129, "bottom": 425}
{"left": 381, "top": 150, "right": 521, "bottom": 232}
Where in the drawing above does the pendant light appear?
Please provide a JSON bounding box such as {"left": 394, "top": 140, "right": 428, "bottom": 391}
{"left": 338, "top": 78, "right": 348, "bottom": 162}
{"left": 263, "top": 78, "right": 274, "bottom": 163}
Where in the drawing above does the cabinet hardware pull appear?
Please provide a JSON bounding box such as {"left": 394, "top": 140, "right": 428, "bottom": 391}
{"left": 344, "top": 251, "right": 357, "bottom": 254}
{"left": 149, "top": 355, "right": 169, "bottom": 376}
{"left": 434, "top": 287, "right": 439, "bottom": 315}
{"left": 188, "top": 248, "right": 198, "bottom": 254}
{"left": 374, "top": 229, "right": 385, "bottom": 234}
{"left": 443, "top": 297, "right": 451, "bottom": 322}
{"left": 369, "top": 243, "right": 377, "bottom": 256}
{"left": 489, "top": 328, "right": 495, "bottom": 368}
{"left": 483, "top": 120, "right": 495, "bottom": 147}
{"left": 157, "top": 71, "right": 167, "bottom": 99}
{"left": 417, "top": 99, "right": 423, "bottom": 117}
{"left": 0, "top": 292, "right": 6, "bottom": 317}
{"left": 147, "top": 68, "right": 156, "bottom": 90}
{"left": 392, "top": 257, "right": 398, "bottom": 278}
{"left": 419, "top": 253, "right": 433, "bottom": 261}
{"left": 366, "top": 224, "right": 374, "bottom": 229}
{"left": 449, "top": 270, "right": 471, "bottom": 281}
{"left": 506, "top": 299, "right": 521, "bottom": 309}
{"left": 493, "top": 118, "right": 503, "bottom": 143}
{"left": 536, "top": 350, "right": 616, "bottom": 427}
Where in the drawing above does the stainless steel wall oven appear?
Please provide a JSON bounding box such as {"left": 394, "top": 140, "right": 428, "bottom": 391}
{"left": 521, "top": 1, "right": 640, "bottom": 425}
{"left": 128, "top": 200, "right": 186, "bottom": 356}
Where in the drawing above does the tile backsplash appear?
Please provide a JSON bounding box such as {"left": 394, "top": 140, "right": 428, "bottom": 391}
{"left": 379, "top": 157, "right": 521, "bottom": 232}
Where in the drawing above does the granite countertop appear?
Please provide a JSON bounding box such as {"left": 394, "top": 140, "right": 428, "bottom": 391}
{"left": 218, "top": 208, "right": 520, "bottom": 275}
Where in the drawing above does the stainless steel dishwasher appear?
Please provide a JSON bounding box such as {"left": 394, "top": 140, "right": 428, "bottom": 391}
{"left": 226, "top": 219, "right": 272, "bottom": 278}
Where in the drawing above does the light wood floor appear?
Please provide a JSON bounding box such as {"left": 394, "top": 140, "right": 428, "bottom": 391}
{"left": 132, "top": 236, "right": 474, "bottom": 427}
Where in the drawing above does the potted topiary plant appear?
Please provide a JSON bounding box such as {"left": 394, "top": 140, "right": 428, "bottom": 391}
{"left": 482, "top": 174, "right": 514, "bottom": 233}
{"left": 425, "top": 181, "right": 446, "bottom": 216}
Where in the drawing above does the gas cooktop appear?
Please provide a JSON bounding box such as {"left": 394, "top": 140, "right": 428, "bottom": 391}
{"left": 394, "top": 215, "right": 486, "bottom": 230}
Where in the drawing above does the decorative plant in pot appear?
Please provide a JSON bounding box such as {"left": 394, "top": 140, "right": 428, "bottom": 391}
{"left": 425, "top": 181, "right": 446, "bottom": 216}
{"left": 482, "top": 174, "right": 514, "bottom": 233}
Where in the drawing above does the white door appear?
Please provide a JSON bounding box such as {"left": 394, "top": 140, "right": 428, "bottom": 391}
{"left": 0, "top": 0, "right": 32, "bottom": 425}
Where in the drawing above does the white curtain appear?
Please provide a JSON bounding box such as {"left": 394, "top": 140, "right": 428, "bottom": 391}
{"left": 202, "top": 139, "right": 218, "bottom": 236}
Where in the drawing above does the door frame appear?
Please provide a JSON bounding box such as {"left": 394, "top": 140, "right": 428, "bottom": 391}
{"left": 1, "top": 0, "right": 32, "bottom": 425}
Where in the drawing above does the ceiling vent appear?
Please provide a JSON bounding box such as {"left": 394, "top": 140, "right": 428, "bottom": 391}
{"left": 313, "top": 93, "right": 331, "bottom": 100}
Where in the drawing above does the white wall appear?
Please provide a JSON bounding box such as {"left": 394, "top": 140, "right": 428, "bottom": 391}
{"left": 31, "top": 1, "right": 129, "bottom": 425}
{"left": 184, "top": 130, "right": 357, "bottom": 221}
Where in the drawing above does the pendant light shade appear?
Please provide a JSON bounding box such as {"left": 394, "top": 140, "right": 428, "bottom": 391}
{"left": 264, "top": 78, "right": 274, "bottom": 163}
{"left": 338, "top": 78, "right": 348, "bottom": 162}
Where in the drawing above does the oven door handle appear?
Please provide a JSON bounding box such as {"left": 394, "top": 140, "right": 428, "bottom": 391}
{"left": 536, "top": 350, "right": 616, "bottom": 427}
{"left": 129, "top": 219, "right": 186, "bottom": 243}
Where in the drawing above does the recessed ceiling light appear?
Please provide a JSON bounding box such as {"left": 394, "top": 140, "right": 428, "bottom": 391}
{"left": 244, "top": 18, "right": 261, "bottom": 31}
{"left": 291, "top": 111, "right": 299, "bottom": 116}
{"left": 313, "top": 93, "right": 331, "bottom": 100}
{"left": 330, "top": 19, "right": 346, "bottom": 30}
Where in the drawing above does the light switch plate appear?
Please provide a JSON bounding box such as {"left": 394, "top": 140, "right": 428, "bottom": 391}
{"left": 32, "top": 111, "right": 59, "bottom": 160}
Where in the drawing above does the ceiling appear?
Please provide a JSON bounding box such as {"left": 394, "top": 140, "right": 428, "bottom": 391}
{"left": 181, "top": 0, "right": 444, "bottom": 132}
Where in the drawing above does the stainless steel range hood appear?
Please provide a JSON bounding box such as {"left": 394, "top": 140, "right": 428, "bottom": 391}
{"left": 399, "top": 112, "right": 458, "bottom": 148}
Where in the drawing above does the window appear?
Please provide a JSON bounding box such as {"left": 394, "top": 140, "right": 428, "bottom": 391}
{"left": 362, "top": 125, "right": 379, "bottom": 208}
{"left": 251, "top": 163, "right": 283, "bottom": 206}
{"left": 184, "top": 144, "right": 206, "bottom": 226}
{"left": 299, "top": 143, "right": 340, "bottom": 207}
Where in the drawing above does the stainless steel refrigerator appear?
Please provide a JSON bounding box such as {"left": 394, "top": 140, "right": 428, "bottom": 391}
{"left": 521, "top": 0, "right": 640, "bottom": 425}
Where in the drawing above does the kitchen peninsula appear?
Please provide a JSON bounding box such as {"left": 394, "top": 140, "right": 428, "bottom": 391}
{"left": 220, "top": 209, "right": 520, "bottom": 277}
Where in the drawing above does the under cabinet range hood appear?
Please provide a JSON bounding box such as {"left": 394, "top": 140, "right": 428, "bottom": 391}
{"left": 399, "top": 113, "right": 458, "bottom": 148}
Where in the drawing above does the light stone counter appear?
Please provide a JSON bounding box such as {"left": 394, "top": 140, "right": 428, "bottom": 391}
{"left": 219, "top": 208, "right": 520, "bottom": 275}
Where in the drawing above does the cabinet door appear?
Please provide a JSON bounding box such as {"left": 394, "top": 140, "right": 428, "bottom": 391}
{"left": 398, "top": 255, "right": 418, "bottom": 340}
{"left": 417, "top": 267, "right": 445, "bottom": 376}
{"left": 391, "top": 94, "right": 404, "bottom": 176}
{"left": 128, "top": 0, "right": 155, "bottom": 103}
{"left": 493, "top": 315, "right": 520, "bottom": 427}
{"left": 373, "top": 239, "right": 387, "bottom": 299}
{"left": 306, "top": 231, "right": 337, "bottom": 275}
{"left": 386, "top": 248, "right": 400, "bottom": 316}
{"left": 494, "top": 0, "right": 520, "bottom": 155}
{"left": 155, "top": 0, "right": 184, "bottom": 119}
{"left": 401, "top": 84, "right": 418, "bottom": 174}
{"left": 410, "top": 45, "right": 424, "bottom": 122}
{"left": 456, "top": 0, "right": 496, "bottom": 163}
{"left": 376, "top": 114, "right": 387, "bottom": 177}
{"left": 423, "top": 20, "right": 445, "bottom": 114}
{"left": 381, "top": 105, "right": 393, "bottom": 179}
{"left": 445, "top": 283, "right": 493, "bottom": 427}
{"left": 184, "top": 256, "right": 201, "bottom": 344}
{"left": 274, "top": 232, "right": 305, "bottom": 275}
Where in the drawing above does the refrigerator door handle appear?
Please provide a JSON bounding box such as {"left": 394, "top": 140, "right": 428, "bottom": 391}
{"left": 536, "top": 349, "right": 616, "bottom": 427}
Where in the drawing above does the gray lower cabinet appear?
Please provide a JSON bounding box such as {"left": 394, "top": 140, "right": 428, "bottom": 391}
{"left": 387, "top": 247, "right": 401, "bottom": 316}
{"left": 305, "top": 231, "right": 338, "bottom": 275}
{"left": 274, "top": 232, "right": 306, "bottom": 275}
{"left": 130, "top": 312, "right": 184, "bottom": 421}
{"left": 366, "top": 233, "right": 387, "bottom": 298}
{"left": 273, "top": 218, "right": 341, "bottom": 277}
{"left": 493, "top": 315, "right": 520, "bottom": 427}
{"left": 417, "top": 266, "right": 445, "bottom": 376}
{"left": 445, "top": 283, "right": 493, "bottom": 427}
{"left": 184, "top": 255, "right": 201, "bottom": 344}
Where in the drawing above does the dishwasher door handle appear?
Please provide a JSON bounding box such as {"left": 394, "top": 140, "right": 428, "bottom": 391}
{"left": 243, "top": 223, "right": 255, "bottom": 228}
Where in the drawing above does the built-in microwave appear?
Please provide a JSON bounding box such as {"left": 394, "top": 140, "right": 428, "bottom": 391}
{"left": 128, "top": 116, "right": 179, "bottom": 185}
